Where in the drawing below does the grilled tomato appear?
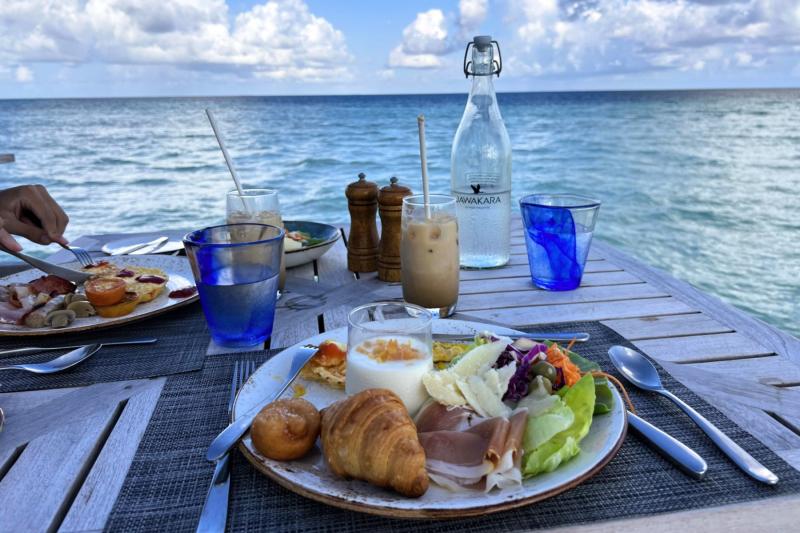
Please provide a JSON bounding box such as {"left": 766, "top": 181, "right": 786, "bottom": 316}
{"left": 85, "top": 277, "right": 127, "bottom": 307}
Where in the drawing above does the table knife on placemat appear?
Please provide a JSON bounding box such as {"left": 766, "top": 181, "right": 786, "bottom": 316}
{"left": 627, "top": 411, "right": 707, "bottom": 479}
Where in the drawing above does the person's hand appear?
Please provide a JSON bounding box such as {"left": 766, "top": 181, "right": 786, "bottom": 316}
{"left": 0, "top": 216, "right": 23, "bottom": 251}
{"left": 0, "top": 185, "right": 69, "bottom": 247}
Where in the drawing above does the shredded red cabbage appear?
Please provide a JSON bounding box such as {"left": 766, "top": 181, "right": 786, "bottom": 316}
{"left": 497, "top": 342, "right": 548, "bottom": 401}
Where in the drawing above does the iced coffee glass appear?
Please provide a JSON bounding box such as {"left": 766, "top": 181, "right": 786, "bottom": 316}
{"left": 226, "top": 189, "right": 286, "bottom": 291}
{"left": 401, "top": 194, "right": 459, "bottom": 318}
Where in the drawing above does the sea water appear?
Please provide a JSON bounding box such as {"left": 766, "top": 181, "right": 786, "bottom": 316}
{"left": 197, "top": 266, "right": 279, "bottom": 347}
{"left": 1, "top": 90, "right": 798, "bottom": 336}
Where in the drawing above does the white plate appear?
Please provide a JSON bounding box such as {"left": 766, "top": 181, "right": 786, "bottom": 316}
{"left": 0, "top": 255, "right": 198, "bottom": 336}
{"left": 235, "top": 320, "right": 627, "bottom": 519}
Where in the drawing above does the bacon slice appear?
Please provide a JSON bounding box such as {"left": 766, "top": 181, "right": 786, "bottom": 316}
{"left": 28, "top": 275, "right": 76, "bottom": 296}
{"left": 414, "top": 401, "right": 528, "bottom": 492}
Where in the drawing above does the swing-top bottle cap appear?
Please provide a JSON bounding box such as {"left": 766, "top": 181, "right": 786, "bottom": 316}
{"left": 473, "top": 35, "right": 492, "bottom": 51}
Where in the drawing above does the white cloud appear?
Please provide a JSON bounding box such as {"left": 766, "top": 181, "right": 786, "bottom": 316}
{"left": 0, "top": 0, "right": 352, "bottom": 81}
{"left": 506, "top": 0, "right": 800, "bottom": 78}
{"left": 388, "top": 0, "right": 488, "bottom": 70}
{"left": 15, "top": 66, "right": 33, "bottom": 82}
{"left": 459, "top": 0, "right": 488, "bottom": 30}
{"left": 388, "top": 45, "right": 443, "bottom": 69}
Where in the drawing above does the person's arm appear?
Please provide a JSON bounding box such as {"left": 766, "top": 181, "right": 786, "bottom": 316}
{"left": 0, "top": 185, "right": 69, "bottom": 247}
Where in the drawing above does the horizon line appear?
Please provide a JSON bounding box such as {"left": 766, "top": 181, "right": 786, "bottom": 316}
{"left": 2, "top": 86, "right": 799, "bottom": 102}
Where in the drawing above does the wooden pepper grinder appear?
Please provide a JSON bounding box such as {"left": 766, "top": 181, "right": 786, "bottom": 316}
{"left": 346, "top": 172, "right": 379, "bottom": 273}
{"left": 378, "top": 177, "right": 412, "bottom": 282}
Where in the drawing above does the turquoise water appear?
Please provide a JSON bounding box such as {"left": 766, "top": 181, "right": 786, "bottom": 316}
{"left": 0, "top": 91, "right": 798, "bottom": 336}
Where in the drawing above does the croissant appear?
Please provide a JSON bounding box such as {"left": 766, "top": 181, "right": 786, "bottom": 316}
{"left": 321, "top": 388, "right": 429, "bottom": 498}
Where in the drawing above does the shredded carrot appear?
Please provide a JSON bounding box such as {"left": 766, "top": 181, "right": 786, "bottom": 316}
{"left": 589, "top": 371, "right": 636, "bottom": 414}
{"left": 546, "top": 343, "right": 583, "bottom": 387}
{"left": 566, "top": 338, "right": 577, "bottom": 352}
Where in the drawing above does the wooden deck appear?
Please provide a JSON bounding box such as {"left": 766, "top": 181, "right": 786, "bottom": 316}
{"left": 1, "top": 219, "right": 799, "bottom": 531}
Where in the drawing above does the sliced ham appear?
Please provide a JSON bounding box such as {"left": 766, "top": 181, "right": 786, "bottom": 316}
{"left": 0, "top": 284, "right": 46, "bottom": 324}
{"left": 414, "top": 401, "right": 528, "bottom": 492}
{"left": 0, "top": 301, "right": 31, "bottom": 324}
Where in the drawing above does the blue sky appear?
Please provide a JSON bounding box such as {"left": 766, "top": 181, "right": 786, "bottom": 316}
{"left": 0, "top": 0, "right": 798, "bottom": 99}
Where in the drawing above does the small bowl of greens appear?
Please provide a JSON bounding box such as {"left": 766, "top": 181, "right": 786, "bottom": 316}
{"left": 283, "top": 220, "right": 341, "bottom": 268}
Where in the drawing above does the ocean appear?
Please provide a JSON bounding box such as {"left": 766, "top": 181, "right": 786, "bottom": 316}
{"left": 0, "top": 90, "right": 798, "bottom": 337}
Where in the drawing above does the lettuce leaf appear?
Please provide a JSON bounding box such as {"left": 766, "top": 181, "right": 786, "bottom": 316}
{"left": 545, "top": 342, "right": 614, "bottom": 415}
{"left": 522, "top": 374, "right": 596, "bottom": 477}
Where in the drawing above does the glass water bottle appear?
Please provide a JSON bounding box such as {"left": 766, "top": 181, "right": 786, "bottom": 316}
{"left": 451, "top": 35, "right": 511, "bottom": 268}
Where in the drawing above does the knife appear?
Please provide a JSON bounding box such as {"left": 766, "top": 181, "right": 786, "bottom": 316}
{"left": 111, "top": 236, "right": 168, "bottom": 256}
{"left": 206, "top": 345, "right": 318, "bottom": 462}
{"left": 433, "top": 331, "right": 590, "bottom": 343}
{"left": 196, "top": 451, "right": 231, "bottom": 533}
{"left": 0, "top": 245, "right": 91, "bottom": 283}
{"left": 0, "top": 338, "right": 157, "bottom": 357}
{"left": 130, "top": 236, "right": 170, "bottom": 255}
{"left": 627, "top": 411, "right": 707, "bottom": 479}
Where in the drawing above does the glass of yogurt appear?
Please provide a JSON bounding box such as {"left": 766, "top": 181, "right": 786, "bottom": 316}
{"left": 226, "top": 189, "right": 286, "bottom": 292}
{"left": 346, "top": 302, "right": 433, "bottom": 415}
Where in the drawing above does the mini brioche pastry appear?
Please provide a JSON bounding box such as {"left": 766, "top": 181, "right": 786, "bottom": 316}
{"left": 251, "top": 398, "right": 321, "bottom": 461}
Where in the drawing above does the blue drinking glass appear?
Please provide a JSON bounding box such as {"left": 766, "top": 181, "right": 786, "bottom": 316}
{"left": 519, "top": 194, "right": 601, "bottom": 291}
{"left": 184, "top": 223, "right": 284, "bottom": 347}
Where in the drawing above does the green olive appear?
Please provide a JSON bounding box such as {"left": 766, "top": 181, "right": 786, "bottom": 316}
{"left": 531, "top": 361, "right": 558, "bottom": 383}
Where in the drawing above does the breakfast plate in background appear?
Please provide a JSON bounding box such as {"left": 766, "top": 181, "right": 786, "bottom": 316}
{"left": 235, "top": 320, "right": 628, "bottom": 518}
{"left": 284, "top": 220, "right": 341, "bottom": 268}
{"left": 0, "top": 255, "right": 198, "bottom": 336}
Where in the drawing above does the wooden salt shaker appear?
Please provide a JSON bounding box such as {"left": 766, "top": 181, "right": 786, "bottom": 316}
{"left": 378, "top": 177, "right": 412, "bottom": 282}
{"left": 346, "top": 172, "right": 379, "bottom": 273}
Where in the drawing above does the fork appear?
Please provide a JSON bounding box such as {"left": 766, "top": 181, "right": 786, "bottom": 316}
{"left": 196, "top": 359, "right": 257, "bottom": 533}
{"left": 59, "top": 243, "right": 94, "bottom": 267}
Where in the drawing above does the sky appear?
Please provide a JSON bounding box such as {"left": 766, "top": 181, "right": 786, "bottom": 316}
{"left": 0, "top": 0, "right": 798, "bottom": 99}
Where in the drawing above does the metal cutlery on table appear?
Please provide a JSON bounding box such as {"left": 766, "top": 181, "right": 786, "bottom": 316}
{"left": 206, "top": 344, "right": 318, "bottom": 462}
{"left": 0, "top": 337, "right": 157, "bottom": 358}
{"left": 433, "top": 331, "right": 590, "bottom": 343}
{"left": 609, "top": 345, "right": 779, "bottom": 485}
{"left": 197, "top": 360, "right": 257, "bottom": 533}
{"left": 626, "top": 410, "right": 707, "bottom": 479}
{"left": 111, "top": 236, "right": 168, "bottom": 256}
{"left": 0, "top": 344, "right": 101, "bottom": 374}
{"left": 0, "top": 244, "right": 91, "bottom": 283}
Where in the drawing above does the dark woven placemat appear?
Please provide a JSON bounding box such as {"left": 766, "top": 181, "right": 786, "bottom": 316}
{"left": 0, "top": 302, "right": 209, "bottom": 393}
{"left": 106, "top": 322, "right": 800, "bottom": 532}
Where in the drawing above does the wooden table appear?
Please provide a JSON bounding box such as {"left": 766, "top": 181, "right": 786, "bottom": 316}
{"left": 1, "top": 220, "right": 799, "bottom": 532}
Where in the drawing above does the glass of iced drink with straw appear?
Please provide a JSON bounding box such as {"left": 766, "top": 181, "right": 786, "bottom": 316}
{"left": 226, "top": 189, "right": 285, "bottom": 291}
{"left": 400, "top": 194, "right": 459, "bottom": 318}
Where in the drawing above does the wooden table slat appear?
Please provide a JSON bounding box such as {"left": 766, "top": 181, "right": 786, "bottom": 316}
{"left": 602, "top": 313, "right": 733, "bottom": 340}
{"left": 0, "top": 407, "right": 120, "bottom": 531}
{"left": 462, "top": 296, "right": 696, "bottom": 325}
{"left": 634, "top": 332, "right": 774, "bottom": 364}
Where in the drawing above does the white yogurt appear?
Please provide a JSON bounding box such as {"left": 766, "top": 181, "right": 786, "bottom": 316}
{"left": 345, "top": 336, "right": 432, "bottom": 416}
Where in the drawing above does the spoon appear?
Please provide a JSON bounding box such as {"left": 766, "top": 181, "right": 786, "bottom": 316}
{"left": 608, "top": 345, "right": 778, "bottom": 485}
{"left": 0, "top": 344, "right": 102, "bottom": 374}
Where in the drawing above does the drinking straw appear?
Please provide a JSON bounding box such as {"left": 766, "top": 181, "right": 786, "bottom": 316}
{"left": 417, "top": 114, "right": 431, "bottom": 219}
{"left": 205, "top": 108, "right": 250, "bottom": 213}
